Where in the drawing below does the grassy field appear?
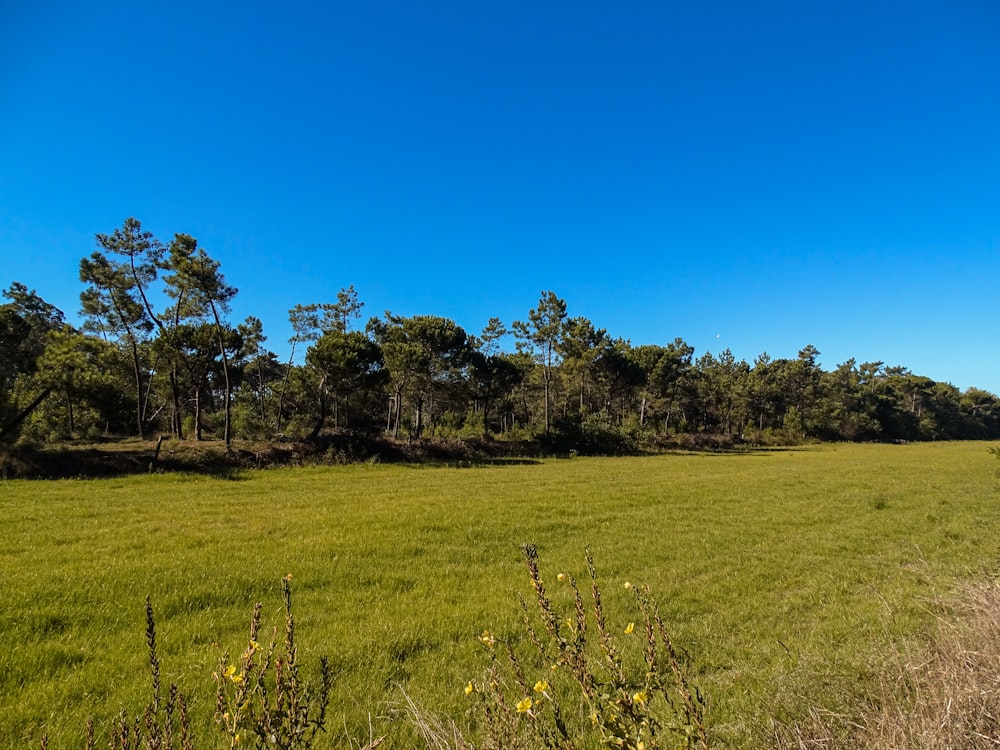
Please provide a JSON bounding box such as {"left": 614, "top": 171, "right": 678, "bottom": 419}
{"left": 2, "top": 442, "right": 998, "bottom": 747}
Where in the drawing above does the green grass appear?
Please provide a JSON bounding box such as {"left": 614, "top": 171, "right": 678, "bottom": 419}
{"left": 2, "top": 442, "right": 999, "bottom": 747}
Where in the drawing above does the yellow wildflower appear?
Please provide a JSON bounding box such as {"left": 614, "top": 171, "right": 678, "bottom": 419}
{"left": 632, "top": 690, "right": 648, "bottom": 706}
{"left": 624, "top": 581, "right": 633, "bottom": 590}
{"left": 534, "top": 680, "right": 548, "bottom": 693}
{"left": 224, "top": 665, "right": 237, "bottom": 678}
{"left": 557, "top": 573, "right": 566, "bottom": 581}
{"left": 624, "top": 622, "right": 635, "bottom": 634}
{"left": 516, "top": 697, "right": 532, "bottom": 713}
{"left": 465, "top": 681, "right": 475, "bottom": 695}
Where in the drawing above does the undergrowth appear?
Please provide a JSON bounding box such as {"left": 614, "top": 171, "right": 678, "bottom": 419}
{"left": 212, "top": 575, "right": 335, "bottom": 749}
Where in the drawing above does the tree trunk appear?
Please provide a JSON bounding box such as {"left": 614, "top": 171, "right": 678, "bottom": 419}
{"left": 0, "top": 388, "right": 52, "bottom": 443}
{"left": 170, "top": 368, "right": 184, "bottom": 439}
{"left": 129, "top": 337, "right": 145, "bottom": 439}
{"left": 392, "top": 388, "right": 403, "bottom": 438}
{"left": 482, "top": 398, "right": 492, "bottom": 439}
{"left": 256, "top": 358, "right": 267, "bottom": 424}
{"left": 106, "top": 290, "right": 146, "bottom": 440}
{"left": 276, "top": 339, "right": 298, "bottom": 436}
{"left": 66, "top": 389, "right": 75, "bottom": 435}
{"left": 542, "top": 341, "right": 557, "bottom": 433}
{"left": 195, "top": 389, "right": 203, "bottom": 440}
{"left": 543, "top": 371, "right": 551, "bottom": 433}
{"left": 308, "top": 384, "right": 327, "bottom": 441}
{"left": 414, "top": 394, "right": 424, "bottom": 438}
{"left": 209, "top": 301, "right": 232, "bottom": 452}
{"left": 165, "top": 305, "right": 185, "bottom": 440}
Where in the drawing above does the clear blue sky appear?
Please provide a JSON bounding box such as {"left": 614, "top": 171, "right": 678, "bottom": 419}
{"left": 2, "top": 1, "right": 998, "bottom": 392}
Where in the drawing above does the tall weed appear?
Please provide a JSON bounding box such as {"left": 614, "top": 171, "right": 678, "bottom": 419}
{"left": 41, "top": 597, "right": 193, "bottom": 750}
{"left": 466, "top": 544, "right": 708, "bottom": 749}
{"left": 212, "top": 575, "right": 337, "bottom": 749}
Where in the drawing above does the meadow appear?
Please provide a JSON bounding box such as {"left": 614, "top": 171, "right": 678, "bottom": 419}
{"left": 2, "top": 442, "right": 998, "bottom": 748}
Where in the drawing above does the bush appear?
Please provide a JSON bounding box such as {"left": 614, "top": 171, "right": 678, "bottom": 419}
{"left": 540, "top": 415, "right": 645, "bottom": 456}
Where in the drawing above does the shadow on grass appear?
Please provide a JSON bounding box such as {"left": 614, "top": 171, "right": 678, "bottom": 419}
{"left": 0, "top": 436, "right": 546, "bottom": 479}
{"left": 0, "top": 441, "right": 264, "bottom": 480}
{"left": 400, "top": 457, "right": 544, "bottom": 469}
{"left": 657, "top": 446, "right": 808, "bottom": 457}
{"left": 1, "top": 435, "right": 809, "bottom": 479}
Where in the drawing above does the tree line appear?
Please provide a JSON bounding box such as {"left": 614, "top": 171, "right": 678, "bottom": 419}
{"left": 2, "top": 217, "right": 999, "bottom": 451}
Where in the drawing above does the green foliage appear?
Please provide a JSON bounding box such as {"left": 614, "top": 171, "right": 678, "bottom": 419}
{"left": 13, "top": 328, "right": 129, "bottom": 441}
{"left": 304, "top": 329, "right": 384, "bottom": 435}
{"left": 513, "top": 291, "right": 569, "bottom": 433}
{"left": 1, "top": 282, "right": 65, "bottom": 386}
{"left": 13, "top": 220, "right": 1000, "bottom": 448}
{"left": 466, "top": 344, "right": 525, "bottom": 438}
{"left": 541, "top": 413, "right": 645, "bottom": 455}
{"left": 0, "top": 284, "right": 67, "bottom": 438}
{"left": 369, "top": 313, "right": 469, "bottom": 438}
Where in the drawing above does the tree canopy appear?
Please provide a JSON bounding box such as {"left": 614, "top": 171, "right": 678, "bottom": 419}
{"left": 3, "top": 218, "right": 998, "bottom": 450}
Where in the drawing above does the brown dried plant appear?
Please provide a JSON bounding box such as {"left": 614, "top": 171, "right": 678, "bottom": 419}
{"left": 770, "top": 578, "right": 1000, "bottom": 750}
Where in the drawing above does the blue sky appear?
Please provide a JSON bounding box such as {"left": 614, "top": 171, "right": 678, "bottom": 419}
{"left": 2, "top": 1, "right": 998, "bottom": 392}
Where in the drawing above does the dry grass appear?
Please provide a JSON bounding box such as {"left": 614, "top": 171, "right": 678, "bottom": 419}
{"left": 396, "top": 690, "right": 472, "bottom": 750}
{"left": 771, "top": 578, "right": 1000, "bottom": 749}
